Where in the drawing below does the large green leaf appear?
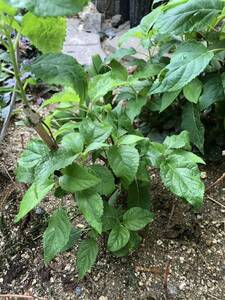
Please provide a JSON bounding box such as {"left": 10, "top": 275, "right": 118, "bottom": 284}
{"left": 88, "top": 71, "right": 127, "bottom": 101}
{"left": 59, "top": 164, "right": 100, "bottom": 193}
{"left": 90, "top": 165, "right": 115, "bottom": 196}
{"left": 123, "top": 207, "right": 154, "bottom": 231}
{"left": 107, "top": 224, "right": 130, "bottom": 252}
{"left": 126, "top": 97, "right": 147, "bottom": 122}
{"left": 42, "top": 88, "right": 80, "bottom": 107}
{"left": 15, "top": 178, "right": 54, "bottom": 222}
{"left": 29, "top": 54, "right": 87, "bottom": 102}
{"left": 75, "top": 189, "right": 103, "bottom": 234}
{"left": 43, "top": 208, "right": 72, "bottom": 263}
{"left": 61, "top": 132, "right": 84, "bottom": 154}
{"left": 181, "top": 103, "right": 205, "bottom": 153}
{"left": 160, "top": 90, "right": 181, "bottom": 112}
{"left": 160, "top": 154, "right": 205, "bottom": 208}
{"left": 183, "top": 78, "right": 203, "bottom": 104}
{"left": 107, "top": 145, "right": 140, "bottom": 186}
{"left": 16, "top": 140, "right": 77, "bottom": 184}
{"left": 6, "top": 0, "right": 89, "bottom": 16}
{"left": 154, "top": 0, "right": 224, "bottom": 35}
{"left": 80, "top": 119, "right": 112, "bottom": 145}
{"left": 150, "top": 42, "right": 214, "bottom": 94}
{"left": 199, "top": 74, "right": 225, "bottom": 110}
{"left": 21, "top": 13, "right": 66, "bottom": 53}
{"left": 102, "top": 202, "right": 119, "bottom": 232}
{"left": 164, "top": 131, "right": 191, "bottom": 150}
{"left": 146, "top": 142, "right": 167, "bottom": 167}
{"left": 77, "top": 238, "right": 99, "bottom": 279}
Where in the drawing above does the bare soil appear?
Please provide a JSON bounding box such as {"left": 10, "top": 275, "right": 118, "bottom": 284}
{"left": 0, "top": 123, "right": 225, "bottom": 300}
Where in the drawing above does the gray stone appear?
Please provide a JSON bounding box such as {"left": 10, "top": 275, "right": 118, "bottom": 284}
{"left": 81, "top": 12, "right": 102, "bottom": 33}
{"left": 111, "top": 14, "right": 123, "bottom": 28}
{"left": 63, "top": 18, "right": 106, "bottom": 65}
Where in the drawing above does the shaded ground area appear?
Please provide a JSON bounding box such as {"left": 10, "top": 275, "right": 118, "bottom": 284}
{"left": 0, "top": 124, "right": 224, "bottom": 300}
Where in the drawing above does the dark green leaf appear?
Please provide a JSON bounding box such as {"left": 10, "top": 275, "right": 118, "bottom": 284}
{"left": 61, "top": 132, "right": 84, "bottom": 154}
{"left": 75, "top": 189, "right": 103, "bottom": 234}
{"left": 164, "top": 131, "right": 191, "bottom": 150}
{"left": 30, "top": 54, "right": 87, "bottom": 102}
{"left": 90, "top": 165, "right": 115, "bottom": 196}
{"left": 183, "top": 78, "right": 202, "bottom": 104}
{"left": 154, "top": 0, "right": 223, "bottom": 35}
{"left": 160, "top": 90, "right": 181, "bottom": 112}
{"left": 107, "top": 145, "right": 140, "bottom": 186}
{"left": 77, "top": 238, "right": 99, "bottom": 279}
{"left": 59, "top": 164, "right": 100, "bottom": 193}
{"left": 102, "top": 202, "right": 119, "bottom": 232}
{"left": 43, "top": 208, "right": 72, "bottom": 263}
{"left": 107, "top": 224, "right": 130, "bottom": 252}
{"left": 15, "top": 178, "right": 54, "bottom": 222}
{"left": 127, "top": 181, "right": 151, "bottom": 209}
{"left": 181, "top": 103, "right": 205, "bottom": 153}
{"left": 123, "top": 207, "right": 154, "bottom": 231}
{"left": 151, "top": 42, "right": 214, "bottom": 94}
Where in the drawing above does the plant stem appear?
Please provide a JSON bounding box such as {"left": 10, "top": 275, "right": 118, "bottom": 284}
{"left": 4, "top": 29, "right": 58, "bottom": 150}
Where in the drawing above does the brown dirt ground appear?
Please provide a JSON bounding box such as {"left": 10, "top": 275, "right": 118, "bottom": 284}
{"left": 0, "top": 123, "right": 225, "bottom": 300}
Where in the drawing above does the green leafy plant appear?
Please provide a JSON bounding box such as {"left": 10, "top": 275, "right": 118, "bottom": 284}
{"left": 0, "top": 0, "right": 207, "bottom": 278}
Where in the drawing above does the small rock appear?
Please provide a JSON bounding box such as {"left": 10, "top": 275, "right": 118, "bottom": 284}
{"left": 179, "top": 281, "right": 186, "bottom": 290}
{"left": 75, "top": 286, "right": 82, "bottom": 297}
{"left": 156, "top": 239, "right": 163, "bottom": 246}
{"left": 35, "top": 207, "right": 45, "bottom": 215}
{"left": 180, "top": 257, "right": 185, "bottom": 264}
{"left": 167, "top": 283, "right": 178, "bottom": 296}
{"left": 0, "top": 278, "right": 3, "bottom": 283}
{"left": 138, "top": 281, "right": 144, "bottom": 287}
{"left": 201, "top": 172, "right": 207, "bottom": 179}
{"left": 111, "top": 14, "right": 123, "bottom": 28}
{"left": 99, "top": 297, "right": 108, "bottom": 300}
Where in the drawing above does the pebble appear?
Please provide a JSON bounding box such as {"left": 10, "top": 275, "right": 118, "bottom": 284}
{"left": 35, "top": 207, "right": 45, "bottom": 215}
{"left": 0, "top": 278, "right": 3, "bottom": 283}
{"left": 99, "top": 297, "right": 108, "bottom": 300}
{"left": 179, "top": 281, "right": 186, "bottom": 290}
{"left": 180, "top": 257, "right": 185, "bottom": 264}
{"left": 167, "top": 283, "right": 178, "bottom": 296}
{"left": 75, "top": 286, "right": 82, "bottom": 297}
{"left": 156, "top": 239, "right": 163, "bottom": 246}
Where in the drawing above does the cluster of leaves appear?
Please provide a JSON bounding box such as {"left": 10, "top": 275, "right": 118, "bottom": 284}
{"left": 0, "top": 0, "right": 207, "bottom": 278}
{"left": 108, "top": 0, "right": 225, "bottom": 160}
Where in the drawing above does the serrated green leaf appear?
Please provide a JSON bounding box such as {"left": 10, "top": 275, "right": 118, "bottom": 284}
{"left": 183, "top": 78, "right": 203, "bottom": 104}
{"left": 160, "top": 90, "right": 181, "bottom": 112}
{"left": 140, "top": 6, "right": 162, "bottom": 32}
{"left": 59, "top": 164, "right": 100, "bottom": 193}
{"left": 43, "top": 208, "right": 72, "bottom": 263}
{"left": 151, "top": 42, "right": 214, "bottom": 94}
{"left": 133, "top": 63, "right": 164, "bottom": 80}
{"left": 61, "top": 132, "right": 84, "bottom": 154}
{"left": 15, "top": 178, "right": 54, "bottom": 222}
{"left": 126, "top": 96, "right": 147, "bottom": 122}
{"left": 164, "top": 131, "right": 191, "bottom": 150}
{"left": 160, "top": 154, "right": 204, "bottom": 208}
{"left": 102, "top": 202, "right": 119, "bottom": 232}
{"left": 181, "top": 103, "right": 205, "bottom": 153}
{"left": 88, "top": 71, "right": 127, "bottom": 101}
{"left": 77, "top": 238, "right": 99, "bottom": 279}
{"left": 6, "top": 0, "right": 89, "bottom": 17}
{"left": 110, "top": 59, "right": 128, "bottom": 81}
{"left": 80, "top": 119, "right": 112, "bottom": 145}
{"left": 107, "top": 145, "right": 139, "bottom": 186}
{"left": 146, "top": 142, "right": 167, "bottom": 167}
{"left": 16, "top": 140, "right": 77, "bottom": 184}
{"left": 154, "top": 0, "right": 223, "bottom": 35}
{"left": 123, "top": 207, "right": 154, "bottom": 231}
{"left": 43, "top": 88, "right": 80, "bottom": 107}
{"left": 90, "top": 165, "right": 115, "bottom": 196}
{"left": 112, "top": 231, "right": 142, "bottom": 257}
{"left": 21, "top": 13, "right": 66, "bottom": 53}
{"left": 75, "top": 189, "right": 103, "bottom": 234}
{"left": 118, "top": 134, "right": 144, "bottom": 145}
{"left": 107, "top": 224, "right": 130, "bottom": 252}
{"left": 168, "top": 149, "right": 205, "bottom": 165}
{"left": 29, "top": 54, "right": 87, "bottom": 102}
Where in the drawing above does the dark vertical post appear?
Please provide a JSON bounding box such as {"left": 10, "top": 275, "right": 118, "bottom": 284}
{"left": 129, "top": 0, "right": 152, "bottom": 27}
{"left": 120, "top": 0, "right": 130, "bottom": 21}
